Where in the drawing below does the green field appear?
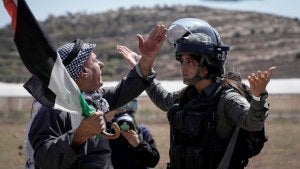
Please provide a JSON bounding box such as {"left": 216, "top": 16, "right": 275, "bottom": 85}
{"left": 0, "top": 118, "right": 299, "bottom": 169}
{"left": 1, "top": 95, "right": 300, "bottom": 169}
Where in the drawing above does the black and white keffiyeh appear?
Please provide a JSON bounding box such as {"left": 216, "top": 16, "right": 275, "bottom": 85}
{"left": 83, "top": 92, "right": 110, "bottom": 113}
{"left": 57, "top": 42, "right": 96, "bottom": 81}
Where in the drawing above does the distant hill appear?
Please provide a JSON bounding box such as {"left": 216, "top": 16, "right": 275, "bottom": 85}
{"left": 0, "top": 5, "right": 300, "bottom": 82}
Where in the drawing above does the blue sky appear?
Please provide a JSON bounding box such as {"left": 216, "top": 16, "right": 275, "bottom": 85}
{"left": 1, "top": 0, "right": 299, "bottom": 28}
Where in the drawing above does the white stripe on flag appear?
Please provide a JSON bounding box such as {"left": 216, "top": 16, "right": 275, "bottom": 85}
{"left": 48, "top": 53, "right": 82, "bottom": 114}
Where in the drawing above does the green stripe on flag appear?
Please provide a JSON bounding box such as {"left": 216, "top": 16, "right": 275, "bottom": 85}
{"left": 79, "top": 93, "right": 101, "bottom": 139}
{"left": 79, "top": 93, "right": 94, "bottom": 117}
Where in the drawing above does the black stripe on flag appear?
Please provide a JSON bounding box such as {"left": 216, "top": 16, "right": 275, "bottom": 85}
{"left": 14, "top": 0, "right": 57, "bottom": 84}
{"left": 12, "top": 0, "right": 57, "bottom": 108}
{"left": 24, "top": 75, "right": 56, "bottom": 108}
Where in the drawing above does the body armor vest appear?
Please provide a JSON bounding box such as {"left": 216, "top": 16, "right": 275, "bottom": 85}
{"left": 167, "top": 86, "right": 225, "bottom": 169}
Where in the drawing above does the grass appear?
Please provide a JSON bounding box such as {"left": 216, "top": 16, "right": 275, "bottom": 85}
{"left": 1, "top": 119, "right": 299, "bottom": 169}
{"left": 147, "top": 119, "right": 300, "bottom": 169}
{"left": 0, "top": 94, "right": 299, "bottom": 169}
{"left": 0, "top": 122, "right": 26, "bottom": 169}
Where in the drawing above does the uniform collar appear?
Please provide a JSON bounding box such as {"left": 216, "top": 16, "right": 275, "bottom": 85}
{"left": 201, "top": 82, "right": 221, "bottom": 101}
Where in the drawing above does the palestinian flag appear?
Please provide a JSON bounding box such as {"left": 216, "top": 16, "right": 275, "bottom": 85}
{"left": 3, "top": 0, "right": 94, "bottom": 116}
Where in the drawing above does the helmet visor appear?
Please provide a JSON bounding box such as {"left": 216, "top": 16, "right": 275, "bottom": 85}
{"left": 167, "top": 18, "right": 212, "bottom": 44}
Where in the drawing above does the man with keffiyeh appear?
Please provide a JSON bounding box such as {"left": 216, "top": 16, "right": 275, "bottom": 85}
{"left": 25, "top": 25, "right": 167, "bottom": 169}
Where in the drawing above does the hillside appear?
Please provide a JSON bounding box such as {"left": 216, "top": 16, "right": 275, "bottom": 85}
{"left": 0, "top": 5, "right": 300, "bottom": 82}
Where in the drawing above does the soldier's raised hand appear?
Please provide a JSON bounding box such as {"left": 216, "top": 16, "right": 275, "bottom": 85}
{"left": 248, "top": 66, "right": 276, "bottom": 97}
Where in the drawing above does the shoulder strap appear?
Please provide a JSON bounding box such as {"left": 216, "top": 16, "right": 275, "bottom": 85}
{"left": 213, "top": 84, "right": 241, "bottom": 169}
{"left": 216, "top": 80, "right": 251, "bottom": 169}
{"left": 217, "top": 126, "right": 240, "bottom": 169}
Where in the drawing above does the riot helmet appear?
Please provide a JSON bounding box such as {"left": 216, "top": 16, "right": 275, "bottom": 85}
{"left": 167, "top": 18, "right": 230, "bottom": 75}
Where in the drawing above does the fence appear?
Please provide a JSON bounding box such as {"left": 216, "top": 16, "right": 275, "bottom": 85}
{"left": 1, "top": 94, "right": 299, "bottom": 122}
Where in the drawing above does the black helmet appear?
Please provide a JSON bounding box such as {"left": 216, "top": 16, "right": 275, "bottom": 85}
{"left": 167, "top": 18, "right": 230, "bottom": 74}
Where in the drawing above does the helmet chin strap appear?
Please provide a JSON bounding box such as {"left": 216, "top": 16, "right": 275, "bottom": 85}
{"left": 183, "top": 74, "right": 203, "bottom": 85}
{"left": 183, "top": 66, "right": 205, "bottom": 85}
{"left": 183, "top": 57, "right": 209, "bottom": 85}
{"left": 192, "top": 75, "right": 203, "bottom": 82}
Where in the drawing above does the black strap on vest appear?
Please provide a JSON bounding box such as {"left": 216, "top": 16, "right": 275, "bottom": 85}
{"left": 62, "top": 39, "right": 83, "bottom": 66}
